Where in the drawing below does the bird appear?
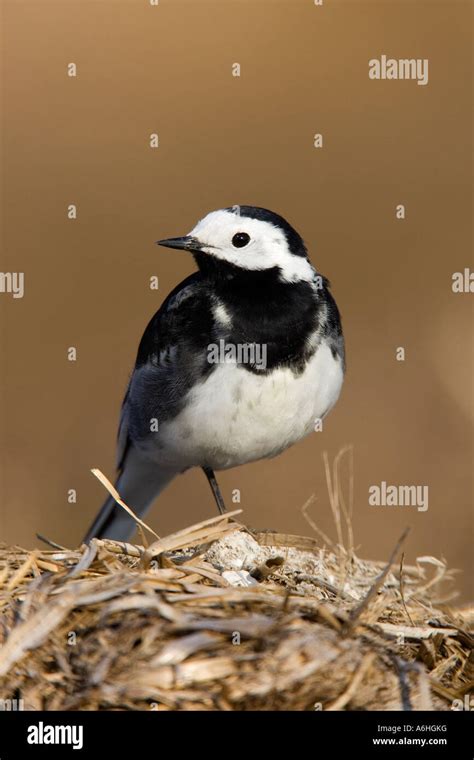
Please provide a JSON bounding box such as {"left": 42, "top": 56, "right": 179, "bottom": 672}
{"left": 83, "top": 205, "right": 345, "bottom": 542}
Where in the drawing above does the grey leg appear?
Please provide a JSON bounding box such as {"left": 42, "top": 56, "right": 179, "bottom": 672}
{"left": 202, "top": 467, "right": 227, "bottom": 515}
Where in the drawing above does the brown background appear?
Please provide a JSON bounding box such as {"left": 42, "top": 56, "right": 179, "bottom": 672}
{"left": 1, "top": 0, "right": 472, "bottom": 599}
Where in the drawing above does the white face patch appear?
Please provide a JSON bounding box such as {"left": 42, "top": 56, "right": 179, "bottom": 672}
{"left": 188, "top": 209, "right": 316, "bottom": 283}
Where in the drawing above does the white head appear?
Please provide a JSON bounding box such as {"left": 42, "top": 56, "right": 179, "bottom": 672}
{"left": 157, "top": 206, "right": 316, "bottom": 284}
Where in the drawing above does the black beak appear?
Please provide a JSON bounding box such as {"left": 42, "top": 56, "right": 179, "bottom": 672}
{"left": 155, "top": 235, "right": 203, "bottom": 252}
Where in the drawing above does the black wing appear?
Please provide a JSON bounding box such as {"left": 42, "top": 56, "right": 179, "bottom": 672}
{"left": 116, "top": 273, "right": 217, "bottom": 469}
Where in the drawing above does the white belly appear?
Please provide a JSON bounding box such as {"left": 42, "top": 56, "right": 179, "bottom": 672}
{"left": 152, "top": 342, "right": 344, "bottom": 470}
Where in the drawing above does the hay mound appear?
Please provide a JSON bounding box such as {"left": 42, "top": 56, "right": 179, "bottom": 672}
{"left": 0, "top": 512, "right": 471, "bottom": 711}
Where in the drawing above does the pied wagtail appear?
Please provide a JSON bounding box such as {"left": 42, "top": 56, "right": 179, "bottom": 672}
{"left": 83, "top": 205, "right": 345, "bottom": 542}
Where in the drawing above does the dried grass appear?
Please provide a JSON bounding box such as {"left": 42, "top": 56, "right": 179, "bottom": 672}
{"left": 0, "top": 457, "right": 471, "bottom": 711}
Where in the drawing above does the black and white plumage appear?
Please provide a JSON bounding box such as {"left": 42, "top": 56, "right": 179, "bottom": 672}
{"left": 83, "top": 206, "right": 345, "bottom": 542}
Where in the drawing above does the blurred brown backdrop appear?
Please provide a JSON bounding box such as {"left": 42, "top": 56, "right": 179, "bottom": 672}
{"left": 1, "top": 0, "right": 472, "bottom": 598}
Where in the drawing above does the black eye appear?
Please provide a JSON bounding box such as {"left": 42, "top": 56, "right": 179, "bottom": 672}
{"left": 232, "top": 232, "right": 250, "bottom": 248}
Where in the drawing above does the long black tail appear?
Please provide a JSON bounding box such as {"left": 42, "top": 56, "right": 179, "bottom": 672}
{"left": 83, "top": 446, "right": 178, "bottom": 542}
